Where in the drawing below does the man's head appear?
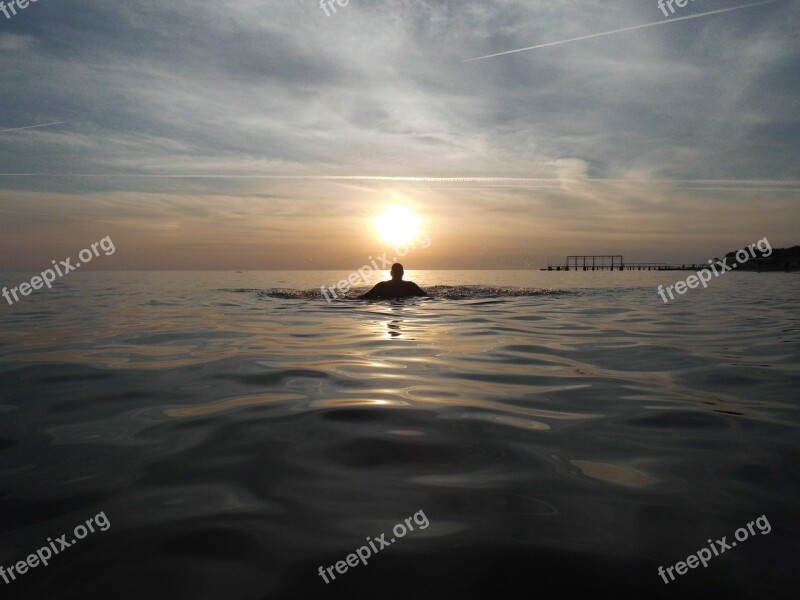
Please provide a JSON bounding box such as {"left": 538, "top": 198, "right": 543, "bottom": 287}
{"left": 390, "top": 263, "right": 404, "bottom": 281}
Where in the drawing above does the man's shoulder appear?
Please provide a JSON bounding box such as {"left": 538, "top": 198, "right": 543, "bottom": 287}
{"left": 371, "top": 281, "right": 391, "bottom": 294}
{"left": 404, "top": 281, "right": 427, "bottom": 294}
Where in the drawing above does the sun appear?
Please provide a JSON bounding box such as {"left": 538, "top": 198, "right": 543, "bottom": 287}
{"left": 373, "top": 205, "right": 422, "bottom": 246}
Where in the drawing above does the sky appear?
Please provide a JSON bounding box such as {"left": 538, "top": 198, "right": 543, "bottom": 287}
{"left": 0, "top": 0, "right": 798, "bottom": 270}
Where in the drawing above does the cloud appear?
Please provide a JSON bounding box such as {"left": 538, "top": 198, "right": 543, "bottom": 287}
{"left": 0, "top": 0, "right": 797, "bottom": 268}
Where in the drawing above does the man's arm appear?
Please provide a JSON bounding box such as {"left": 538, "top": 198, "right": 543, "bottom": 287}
{"left": 411, "top": 283, "right": 429, "bottom": 297}
{"left": 359, "top": 282, "right": 385, "bottom": 300}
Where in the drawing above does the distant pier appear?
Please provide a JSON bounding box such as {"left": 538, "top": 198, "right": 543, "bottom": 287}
{"left": 542, "top": 255, "right": 705, "bottom": 271}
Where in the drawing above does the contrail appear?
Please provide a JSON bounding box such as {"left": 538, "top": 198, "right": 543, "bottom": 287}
{"left": 464, "top": 0, "right": 780, "bottom": 62}
{"left": 0, "top": 121, "right": 65, "bottom": 134}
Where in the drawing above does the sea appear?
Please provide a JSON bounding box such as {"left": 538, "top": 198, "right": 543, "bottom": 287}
{"left": 1, "top": 270, "right": 798, "bottom": 599}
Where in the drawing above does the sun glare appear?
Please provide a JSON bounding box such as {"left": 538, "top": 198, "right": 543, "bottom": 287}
{"left": 373, "top": 205, "right": 422, "bottom": 246}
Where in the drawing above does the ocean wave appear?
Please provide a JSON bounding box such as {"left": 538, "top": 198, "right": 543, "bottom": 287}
{"left": 219, "top": 285, "right": 576, "bottom": 300}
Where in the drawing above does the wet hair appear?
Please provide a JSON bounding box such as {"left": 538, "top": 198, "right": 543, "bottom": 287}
{"left": 391, "top": 263, "right": 404, "bottom": 277}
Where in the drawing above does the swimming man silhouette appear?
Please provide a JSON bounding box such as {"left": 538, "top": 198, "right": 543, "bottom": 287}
{"left": 359, "top": 263, "right": 429, "bottom": 300}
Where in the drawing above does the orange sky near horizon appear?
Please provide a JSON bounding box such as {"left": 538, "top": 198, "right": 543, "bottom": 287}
{"left": 0, "top": 177, "right": 797, "bottom": 271}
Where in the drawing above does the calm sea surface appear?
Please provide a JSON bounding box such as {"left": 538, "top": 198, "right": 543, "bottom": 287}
{"left": 1, "top": 270, "right": 798, "bottom": 599}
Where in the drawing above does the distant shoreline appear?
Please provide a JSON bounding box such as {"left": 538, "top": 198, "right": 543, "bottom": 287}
{"left": 723, "top": 245, "right": 800, "bottom": 272}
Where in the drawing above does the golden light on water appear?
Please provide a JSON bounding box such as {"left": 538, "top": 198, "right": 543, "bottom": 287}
{"left": 372, "top": 205, "right": 422, "bottom": 246}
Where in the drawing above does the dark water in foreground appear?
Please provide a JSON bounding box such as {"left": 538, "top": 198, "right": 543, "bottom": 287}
{"left": 1, "top": 271, "right": 799, "bottom": 599}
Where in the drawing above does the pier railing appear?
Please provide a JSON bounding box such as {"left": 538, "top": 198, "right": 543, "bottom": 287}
{"left": 544, "top": 256, "right": 705, "bottom": 271}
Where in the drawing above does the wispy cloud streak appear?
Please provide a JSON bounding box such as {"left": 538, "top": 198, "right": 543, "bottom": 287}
{"left": 0, "top": 122, "right": 65, "bottom": 134}
{"left": 464, "top": 0, "right": 780, "bottom": 61}
{"left": 0, "top": 174, "right": 796, "bottom": 192}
